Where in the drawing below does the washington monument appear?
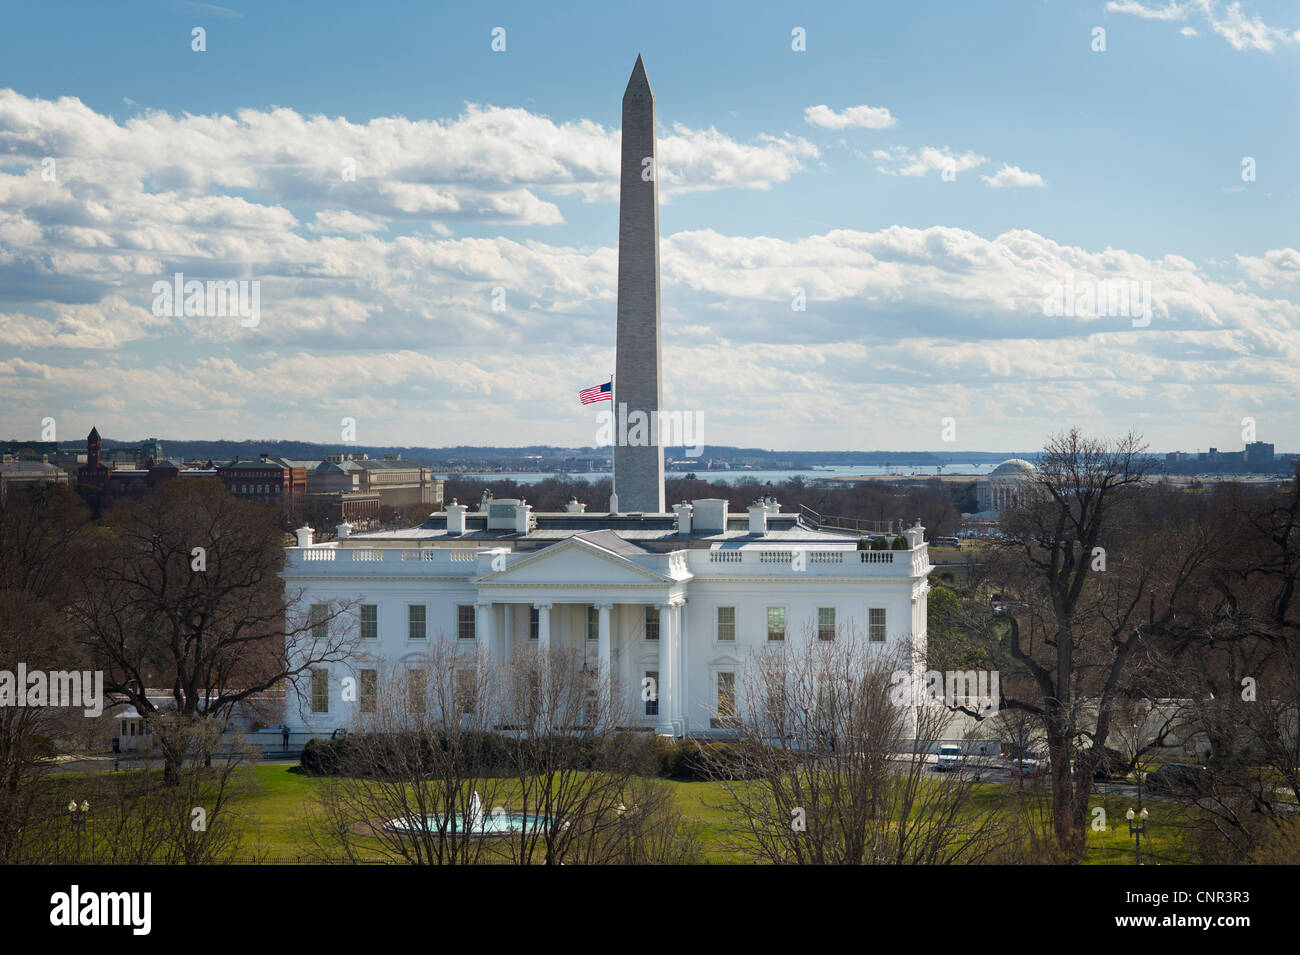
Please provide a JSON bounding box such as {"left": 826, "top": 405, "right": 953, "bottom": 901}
{"left": 613, "top": 54, "right": 666, "bottom": 514}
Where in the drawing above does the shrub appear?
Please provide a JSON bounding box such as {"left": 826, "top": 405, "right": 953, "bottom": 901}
{"left": 657, "top": 739, "right": 766, "bottom": 781}
{"left": 891, "top": 536, "right": 908, "bottom": 550}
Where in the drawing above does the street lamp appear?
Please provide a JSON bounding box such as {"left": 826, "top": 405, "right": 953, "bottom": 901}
{"left": 1125, "top": 806, "right": 1149, "bottom": 865}
{"left": 68, "top": 799, "right": 89, "bottom": 862}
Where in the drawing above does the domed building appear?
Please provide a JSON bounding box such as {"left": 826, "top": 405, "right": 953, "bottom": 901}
{"left": 977, "top": 458, "right": 1037, "bottom": 513}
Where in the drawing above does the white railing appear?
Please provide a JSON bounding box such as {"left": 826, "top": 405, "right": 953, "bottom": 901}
{"left": 759, "top": 551, "right": 794, "bottom": 564}
{"left": 710, "top": 551, "right": 743, "bottom": 563}
{"left": 860, "top": 551, "right": 896, "bottom": 564}
{"left": 809, "top": 551, "right": 843, "bottom": 564}
{"left": 285, "top": 545, "right": 490, "bottom": 572}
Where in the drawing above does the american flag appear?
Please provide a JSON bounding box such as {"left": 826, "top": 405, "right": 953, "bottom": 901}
{"left": 578, "top": 381, "right": 613, "bottom": 405}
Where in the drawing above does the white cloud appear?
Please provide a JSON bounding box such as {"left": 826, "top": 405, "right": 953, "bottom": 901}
{"left": 0, "top": 90, "right": 818, "bottom": 228}
{"left": 1105, "top": 1, "right": 1187, "bottom": 21}
{"left": 803, "top": 104, "right": 897, "bottom": 130}
{"left": 1106, "top": 1, "right": 1300, "bottom": 52}
{"left": 308, "top": 210, "right": 387, "bottom": 235}
{"left": 871, "top": 145, "right": 987, "bottom": 178}
{"left": 981, "top": 163, "right": 1046, "bottom": 188}
{"left": 1, "top": 91, "right": 1297, "bottom": 450}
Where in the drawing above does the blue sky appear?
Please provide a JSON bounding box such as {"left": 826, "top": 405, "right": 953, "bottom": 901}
{"left": 2, "top": 0, "right": 1298, "bottom": 453}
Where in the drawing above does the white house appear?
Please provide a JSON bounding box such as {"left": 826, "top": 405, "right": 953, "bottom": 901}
{"left": 279, "top": 59, "right": 932, "bottom": 741}
{"left": 281, "top": 496, "right": 932, "bottom": 739}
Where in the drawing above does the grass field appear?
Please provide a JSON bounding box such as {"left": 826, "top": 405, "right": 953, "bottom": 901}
{"left": 221, "top": 763, "right": 1189, "bottom": 864}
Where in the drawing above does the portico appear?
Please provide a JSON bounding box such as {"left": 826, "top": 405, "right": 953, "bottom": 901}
{"left": 468, "top": 533, "right": 691, "bottom": 729}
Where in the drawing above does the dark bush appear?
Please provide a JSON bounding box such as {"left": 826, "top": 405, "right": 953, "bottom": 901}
{"left": 657, "top": 739, "right": 767, "bottom": 781}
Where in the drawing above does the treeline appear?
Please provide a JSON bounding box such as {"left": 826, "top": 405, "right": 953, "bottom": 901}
{"left": 924, "top": 431, "right": 1300, "bottom": 863}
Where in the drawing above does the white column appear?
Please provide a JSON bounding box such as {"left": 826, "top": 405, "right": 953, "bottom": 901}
{"left": 535, "top": 603, "right": 551, "bottom": 651}
{"left": 501, "top": 603, "right": 512, "bottom": 670}
{"left": 596, "top": 602, "right": 612, "bottom": 676}
{"left": 674, "top": 600, "right": 687, "bottom": 735}
{"left": 656, "top": 602, "right": 673, "bottom": 735}
{"left": 476, "top": 600, "right": 494, "bottom": 658}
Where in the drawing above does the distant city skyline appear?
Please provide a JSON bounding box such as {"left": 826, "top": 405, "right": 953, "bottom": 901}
{"left": 2, "top": 1, "right": 1299, "bottom": 451}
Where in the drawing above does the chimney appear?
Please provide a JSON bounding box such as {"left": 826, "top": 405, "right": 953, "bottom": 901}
{"left": 514, "top": 502, "right": 533, "bottom": 535}
{"left": 295, "top": 525, "right": 314, "bottom": 547}
{"left": 748, "top": 501, "right": 768, "bottom": 536}
{"left": 674, "top": 501, "right": 693, "bottom": 534}
{"left": 336, "top": 521, "right": 352, "bottom": 540}
{"left": 565, "top": 497, "right": 587, "bottom": 513}
{"left": 692, "top": 499, "right": 728, "bottom": 533}
{"left": 446, "top": 499, "right": 468, "bottom": 535}
{"left": 905, "top": 521, "right": 925, "bottom": 549}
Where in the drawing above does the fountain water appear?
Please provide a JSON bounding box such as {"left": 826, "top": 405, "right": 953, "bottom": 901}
{"left": 468, "top": 791, "right": 484, "bottom": 831}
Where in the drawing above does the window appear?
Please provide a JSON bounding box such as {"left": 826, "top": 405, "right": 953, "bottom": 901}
{"left": 360, "top": 604, "right": 378, "bottom": 640}
{"left": 587, "top": 606, "right": 598, "bottom": 640}
{"left": 407, "top": 669, "right": 426, "bottom": 716}
{"left": 817, "top": 607, "right": 836, "bottom": 641}
{"left": 408, "top": 604, "right": 426, "bottom": 640}
{"left": 456, "top": 669, "right": 476, "bottom": 715}
{"left": 529, "top": 606, "right": 539, "bottom": 640}
{"left": 766, "top": 606, "right": 786, "bottom": 642}
{"left": 717, "top": 671, "right": 736, "bottom": 719}
{"left": 310, "top": 668, "right": 329, "bottom": 713}
{"left": 869, "top": 607, "right": 887, "bottom": 643}
{"left": 645, "top": 606, "right": 659, "bottom": 641}
{"left": 645, "top": 670, "right": 659, "bottom": 716}
{"left": 763, "top": 666, "right": 787, "bottom": 731}
{"left": 717, "top": 606, "right": 736, "bottom": 642}
{"left": 457, "top": 605, "right": 476, "bottom": 640}
{"left": 359, "top": 669, "right": 377, "bottom": 713}
{"left": 310, "top": 604, "right": 328, "bottom": 640}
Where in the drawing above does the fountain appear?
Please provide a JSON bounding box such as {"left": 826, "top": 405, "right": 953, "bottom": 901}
{"left": 382, "top": 790, "right": 555, "bottom": 837}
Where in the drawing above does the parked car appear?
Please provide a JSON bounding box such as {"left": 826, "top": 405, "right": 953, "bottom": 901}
{"left": 1010, "top": 754, "right": 1048, "bottom": 776}
{"left": 1146, "top": 763, "right": 1210, "bottom": 795}
{"left": 933, "top": 744, "right": 963, "bottom": 772}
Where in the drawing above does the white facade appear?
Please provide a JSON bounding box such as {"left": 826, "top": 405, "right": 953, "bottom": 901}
{"left": 281, "top": 501, "right": 931, "bottom": 739}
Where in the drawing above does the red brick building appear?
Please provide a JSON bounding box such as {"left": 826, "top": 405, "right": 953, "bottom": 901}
{"left": 216, "top": 455, "right": 307, "bottom": 518}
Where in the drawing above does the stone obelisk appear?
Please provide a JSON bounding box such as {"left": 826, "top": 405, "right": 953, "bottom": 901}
{"left": 614, "top": 54, "right": 666, "bottom": 514}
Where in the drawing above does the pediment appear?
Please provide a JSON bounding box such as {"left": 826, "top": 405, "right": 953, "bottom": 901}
{"left": 473, "top": 537, "right": 669, "bottom": 586}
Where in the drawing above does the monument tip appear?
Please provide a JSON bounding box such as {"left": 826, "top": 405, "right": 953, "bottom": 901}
{"left": 624, "top": 54, "right": 652, "bottom": 100}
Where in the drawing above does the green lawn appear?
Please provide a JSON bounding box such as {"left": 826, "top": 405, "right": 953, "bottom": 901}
{"left": 225, "top": 763, "right": 1189, "bottom": 864}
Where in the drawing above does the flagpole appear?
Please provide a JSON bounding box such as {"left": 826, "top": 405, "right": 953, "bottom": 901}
{"left": 609, "top": 370, "right": 616, "bottom": 502}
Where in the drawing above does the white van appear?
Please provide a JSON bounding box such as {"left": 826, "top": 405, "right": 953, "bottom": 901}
{"left": 934, "top": 744, "right": 962, "bottom": 772}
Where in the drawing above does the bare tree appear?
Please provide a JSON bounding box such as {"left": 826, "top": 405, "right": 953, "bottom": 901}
{"left": 0, "top": 483, "right": 90, "bottom": 862}
{"left": 497, "top": 644, "right": 649, "bottom": 865}
{"left": 704, "top": 634, "right": 1015, "bottom": 864}
{"left": 988, "top": 429, "right": 1218, "bottom": 860}
{"left": 305, "top": 643, "right": 512, "bottom": 865}
{"left": 71, "top": 479, "right": 358, "bottom": 783}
